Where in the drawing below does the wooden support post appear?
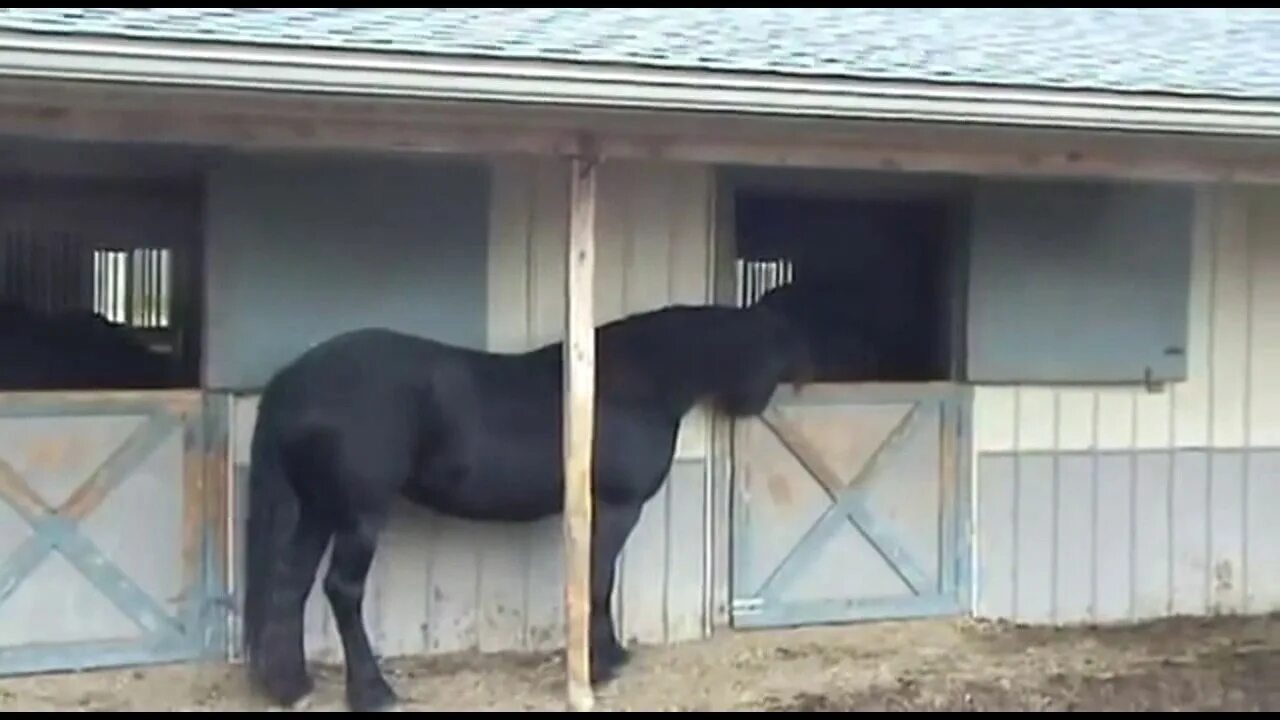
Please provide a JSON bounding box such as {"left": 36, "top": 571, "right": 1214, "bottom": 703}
{"left": 563, "top": 140, "right": 599, "bottom": 712}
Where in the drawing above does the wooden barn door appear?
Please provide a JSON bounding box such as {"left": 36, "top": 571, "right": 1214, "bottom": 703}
{"left": 729, "top": 383, "right": 968, "bottom": 628}
{"left": 0, "top": 391, "right": 227, "bottom": 674}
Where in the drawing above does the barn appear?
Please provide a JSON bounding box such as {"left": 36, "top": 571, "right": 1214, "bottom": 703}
{"left": 0, "top": 6, "right": 1277, "bottom": 698}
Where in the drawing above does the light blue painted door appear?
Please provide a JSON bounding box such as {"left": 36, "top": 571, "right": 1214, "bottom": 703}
{"left": 730, "top": 383, "right": 968, "bottom": 628}
{"left": 0, "top": 391, "right": 226, "bottom": 675}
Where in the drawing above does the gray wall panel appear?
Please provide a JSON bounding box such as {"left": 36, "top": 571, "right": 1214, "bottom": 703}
{"left": 975, "top": 447, "right": 1280, "bottom": 625}
{"left": 967, "top": 179, "right": 1194, "bottom": 383}
{"left": 204, "top": 152, "right": 490, "bottom": 390}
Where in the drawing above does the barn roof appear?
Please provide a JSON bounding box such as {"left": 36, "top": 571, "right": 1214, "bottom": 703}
{"left": 0, "top": 8, "right": 1276, "bottom": 102}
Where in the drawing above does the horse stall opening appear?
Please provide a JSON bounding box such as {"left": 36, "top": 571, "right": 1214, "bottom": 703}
{"left": 718, "top": 163, "right": 1200, "bottom": 634}
{"left": 715, "top": 166, "right": 972, "bottom": 630}
{"left": 0, "top": 137, "right": 224, "bottom": 676}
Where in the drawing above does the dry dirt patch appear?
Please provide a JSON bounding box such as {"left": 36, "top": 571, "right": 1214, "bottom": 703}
{"left": 1, "top": 614, "right": 1278, "bottom": 711}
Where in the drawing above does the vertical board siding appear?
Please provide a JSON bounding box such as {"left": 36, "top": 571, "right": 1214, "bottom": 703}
{"left": 976, "top": 448, "right": 1278, "bottom": 623}
{"left": 483, "top": 157, "right": 715, "bottom": 650}
{"left": 973, "top": 184, "right": 1280, "bottom": 624}
{"left": 228, "top": 157, "right": 717, "bottom": 662}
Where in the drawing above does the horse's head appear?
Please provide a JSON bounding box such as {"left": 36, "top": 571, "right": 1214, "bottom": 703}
{"left": 597, "top": 302, "right": 813, "bottom": 419}
{"left": 712, "top": 302, "right": 814, "bottom": 417}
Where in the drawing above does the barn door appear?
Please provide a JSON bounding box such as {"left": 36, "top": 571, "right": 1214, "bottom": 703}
{"left": 730, "top": 383, "right": 967, "bottom": 628}
{"left": 0, "top": 391, "right": 227, "bottom": 675}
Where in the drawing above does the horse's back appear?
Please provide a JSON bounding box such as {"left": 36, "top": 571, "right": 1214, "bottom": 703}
{"left": 262, "top": 327, "right": 440, "bottom": 398}
{"left": 252, "top": 328, "right": 561, "bottom": 502}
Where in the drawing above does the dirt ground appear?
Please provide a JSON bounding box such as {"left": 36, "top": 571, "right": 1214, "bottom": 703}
{"left": 3, "top": 614, "right": 1280, "bottom": 712}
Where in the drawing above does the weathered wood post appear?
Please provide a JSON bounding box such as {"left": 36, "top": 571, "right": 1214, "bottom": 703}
{"left": 563, "top": 137, "right": 599, "bottom": 712}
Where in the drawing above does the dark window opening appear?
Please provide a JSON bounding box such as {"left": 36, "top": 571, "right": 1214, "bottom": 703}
{"left": 0, "top": 176, "right": 202, "bottom": 391}
{"left": 733, "top": 189, "right": 962, "bottom": 384}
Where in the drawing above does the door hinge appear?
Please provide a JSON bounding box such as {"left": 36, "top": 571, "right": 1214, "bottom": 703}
{"left": 732, "top": 597, "right": 764, "bottom": 614}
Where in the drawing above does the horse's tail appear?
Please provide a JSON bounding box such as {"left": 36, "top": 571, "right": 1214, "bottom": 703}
{"left": 240, "top": 406, "right": 297, "bottom": 671}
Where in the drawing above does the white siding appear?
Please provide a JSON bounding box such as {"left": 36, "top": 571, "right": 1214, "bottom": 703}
{"left": 227, "top": 157, "right": 718, "bottom": 663}
{"left": 482, "top": 156, "right": 717, "bottom": 649}
{"left": 972, "top": 184, "right": 1280, "bottom": 624}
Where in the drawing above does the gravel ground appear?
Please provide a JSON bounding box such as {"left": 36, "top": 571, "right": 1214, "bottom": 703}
{"left": 2, "top": 613, "right": 1279, "bottom": 712}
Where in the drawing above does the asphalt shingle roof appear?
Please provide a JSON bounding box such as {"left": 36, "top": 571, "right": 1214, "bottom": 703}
{"left": 0, "top": 8, "right": 1276, "bottom": 102}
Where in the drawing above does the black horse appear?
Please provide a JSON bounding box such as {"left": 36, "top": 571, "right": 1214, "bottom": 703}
{"left": 240, "top": 299, "right": 812, "bottom": 711}
{"left": 748, "top": 279, "right": 884, "bottom": 382}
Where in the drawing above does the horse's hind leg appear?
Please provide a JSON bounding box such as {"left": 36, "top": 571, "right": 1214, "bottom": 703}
{"left": 591, "top": 500, "right": 643, "bottom": 684}
{"left": 325, "top": 512, "right": 397, "bottom": 712}
{"left": 256, "top": 511, "right": 331, "bottom": 708}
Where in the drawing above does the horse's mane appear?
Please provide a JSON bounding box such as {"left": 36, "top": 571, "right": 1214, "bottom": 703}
{"left": 512, "top": 303, "right": 766, "bottom": 408}
{"left": 520, "top": 303, "right": 741, "bottom": 357}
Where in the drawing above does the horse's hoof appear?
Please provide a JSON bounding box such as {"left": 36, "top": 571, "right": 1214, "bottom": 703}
{"left": 590, "top": 663, "right": 618, "bottom": 686}
{"left": 257, "top": 669, "right": 315, "bottom": 710}
{"left": 348, "top": 679, "right": 400, "bottom": 713}
{"left": 606, "top": 643, "right": 632, "bottom": 667}
{"left": 588, "top": 639, "right": 632, "bottom": 687}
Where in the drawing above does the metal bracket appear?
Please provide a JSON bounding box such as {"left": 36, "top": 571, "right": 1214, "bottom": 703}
{"left": 567, "top": 132, "right": 601, "bottom": 174}
{"left": 1142, "top": 366, "right": 1166, "bottom": 394}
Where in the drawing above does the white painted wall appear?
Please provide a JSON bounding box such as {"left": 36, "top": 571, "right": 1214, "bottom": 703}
{"left": 971, "top": 184, "right": 1280, "bottom": 624}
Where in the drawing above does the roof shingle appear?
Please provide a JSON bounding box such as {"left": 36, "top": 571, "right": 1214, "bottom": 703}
{"left": 0, "top": 8, "right": 1277, "bottom": 101}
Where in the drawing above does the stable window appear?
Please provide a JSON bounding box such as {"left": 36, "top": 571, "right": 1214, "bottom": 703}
{"left": 732, "top": 185, "right": 964, "bottom": 384}
{"left": 0, "top": 176, "right": 202, "bottom": 390}
{"left": 724, "top": 169, "right": 1195, "bottom": 388}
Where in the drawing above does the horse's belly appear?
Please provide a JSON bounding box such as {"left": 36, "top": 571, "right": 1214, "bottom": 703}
{"left": 403, "top": 461, "right": 562, "bottom": 522}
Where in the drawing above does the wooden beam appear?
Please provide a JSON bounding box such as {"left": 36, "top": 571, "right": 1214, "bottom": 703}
{"left": 563, "top": 136, "right": 599, "bottom": 712}
{"left": 1, "top": 80, "right": 1280, "bottom": 184}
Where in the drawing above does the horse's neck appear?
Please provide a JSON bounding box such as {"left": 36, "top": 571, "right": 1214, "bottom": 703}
{"left": 656, "top": 378, "right": 703, "bottom": 421}
{"left": 643, "top": 344, "right": 728, "bottom": 419}
{"left": 595, "top": 307, "right": 742, "bottom": 416}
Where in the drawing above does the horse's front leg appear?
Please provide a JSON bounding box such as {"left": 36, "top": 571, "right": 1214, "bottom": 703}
{"left": 590, "top": 499, "right": 643, "bottom": 684}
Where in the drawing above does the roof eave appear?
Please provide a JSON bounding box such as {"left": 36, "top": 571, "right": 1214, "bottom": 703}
{"left": 0, "top": 32, "right": 1278, "bottom": 140}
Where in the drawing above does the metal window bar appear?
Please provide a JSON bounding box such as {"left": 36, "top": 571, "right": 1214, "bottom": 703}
{"left": 735, "top": 257, "right": 795, "bottom": 308}
{"left": 93, "top": 249, "right": 128, "bottom": 324}
{"left": 128, "top": 247, "right": 171, "bottom": 328}
{"left": 0, "top": 238, "right": 173, "bottom": 326}
{"left": 1, "top": 230, "right": 96, "bottom": 315}
{"left": 92, "top": 247, "right": 172, "bottom": 328}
